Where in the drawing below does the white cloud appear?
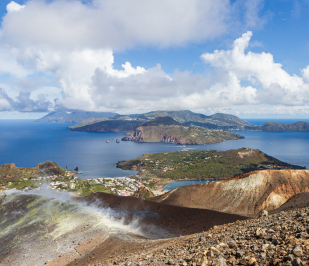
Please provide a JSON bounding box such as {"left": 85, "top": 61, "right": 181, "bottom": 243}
{"left": 2, "top": 31, "right": 309, "bottom": 113}
{"left": 1, "top": 1, "right": 308, "bottom": 115}
{"left": 54, "top": 51, "right": 257, "bottom": 111}
{"left": 0, "top": 45, "right": 30, "bottom": 78}
{"left": 2, "top": 0, "right": 231, "bottom": 50}
{"left": 201, "top": 31, "right": 309, "bottom": 106}
{"left": 6, "top": 1, "right": 25, "bottom": 13}
{"left": 0, "top": 98, "right": 11, "bottom": 111}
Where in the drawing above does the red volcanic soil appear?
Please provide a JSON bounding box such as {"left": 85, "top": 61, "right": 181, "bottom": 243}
{"left": 84, "top": 192, "right": 247, "bottom": 236}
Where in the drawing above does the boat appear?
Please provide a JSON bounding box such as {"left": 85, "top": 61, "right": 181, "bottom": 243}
{"left": 116, "top": 138, "right": 120, "bottom": 143}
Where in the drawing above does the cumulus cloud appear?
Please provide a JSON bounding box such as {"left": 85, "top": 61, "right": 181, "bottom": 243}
{"left": 201, "top": 31, "right": 309, "bottom": 107}
{"left": 54, "top": 50, "right": 257, "bottom": 111}
{"left": 0, "top": 45, "right": 30, "bottom": 78}
{"left": 0, "top": 88, "right": 14, "bottom": 111}
{"left": 0, "top": 87, "right": 53, "bottom": 112}
{"left": 3, "top": 31, "right": 309, "bottom": 113}
{"left": 6, "top": 1, "right": 25, "bottom": 13}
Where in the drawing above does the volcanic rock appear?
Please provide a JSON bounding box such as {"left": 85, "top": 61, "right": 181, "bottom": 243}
{"left": 153, "top": 169, "right": 309, "bottom": 216}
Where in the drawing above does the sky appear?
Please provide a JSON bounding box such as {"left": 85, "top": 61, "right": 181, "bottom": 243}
{"left": 0, "top": 0, "right": 309, "bottom": 119}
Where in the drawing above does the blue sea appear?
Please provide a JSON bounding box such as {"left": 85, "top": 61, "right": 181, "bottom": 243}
{"left": 163, "top": 180, "right": 216, "bottom": 191}
{"left": 0, "top": 119, "right": 309, "bottom": 179}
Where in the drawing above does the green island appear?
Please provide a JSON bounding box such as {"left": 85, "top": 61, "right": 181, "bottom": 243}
{"left": 117, "top": 148, "right": 305, "bottom": 181}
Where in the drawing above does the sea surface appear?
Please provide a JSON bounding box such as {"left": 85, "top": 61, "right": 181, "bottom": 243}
{"left": 163, "top": 180, "right": 216, "bottom": 191}
{"left": 0, "top": 119, "right": 309, "bottom": 179}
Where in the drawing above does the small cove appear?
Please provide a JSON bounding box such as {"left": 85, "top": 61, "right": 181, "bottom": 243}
{"left": 162, "top": 180, "right": 217, "bottom": 191}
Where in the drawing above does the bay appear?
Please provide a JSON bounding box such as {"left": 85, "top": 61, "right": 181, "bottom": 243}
{"left": 163, "top": 180, "right": 216, "bottom": 191}
{"left": 0, "top": 119, "right": 308, "bottom": 179}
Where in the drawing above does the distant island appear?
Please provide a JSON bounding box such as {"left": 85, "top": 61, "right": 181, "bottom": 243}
{"left": 36, "top": 109, "right": 309, "bottom": 132}
{"left": 35, "top": 111, "right": 118, "bottom": 123}
{"left": 258, "top": 121, "right": 309, "bottom": 131}
{"left": 121, "top": 116, "right": 244, "bottom": 144}
{"left": 69, "top": 110, "right": 257, "bottom": 132}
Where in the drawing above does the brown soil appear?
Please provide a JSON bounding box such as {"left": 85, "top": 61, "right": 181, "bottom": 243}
{"left": 84, "top": 192, "right": 247, "bottom": 236}
{"left": 152, "top": 169, "right": 309, "bottom": 216}
{"left": 65, "top": 235, "right": 169, "bottom": 266}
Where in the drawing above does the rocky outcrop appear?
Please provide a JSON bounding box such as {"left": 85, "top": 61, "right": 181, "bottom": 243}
{"left": 109, "top": 206, "right": 309, "bottom": 266}
{"left": 121, "top": 130, "right": 144, "bottom": 141}
{"left": 132, "top": 186, "right": 154, "bottom": 199}
{"left": 153, "top": 169, "right": 309, "bottom": 217}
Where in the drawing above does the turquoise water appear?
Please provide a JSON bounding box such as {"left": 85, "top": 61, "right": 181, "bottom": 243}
{"left": 163, "top": 180, "right": 216, "bottom": 191}
{"left": 0, "top": 119, "right": 308, "bottom": 178}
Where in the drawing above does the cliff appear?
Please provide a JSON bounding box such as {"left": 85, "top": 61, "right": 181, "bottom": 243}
{"left": 153, "top": 169, "right": 309, "bottom": 217}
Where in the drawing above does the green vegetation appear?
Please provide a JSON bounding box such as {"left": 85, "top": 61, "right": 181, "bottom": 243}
{"left": 139, "top": 116, "right": 181, "bottom": 126}
{"left": 117, "top": 148, "right": 304, "bottom": 180}
{"left": 70, "top": 119, "right": 142, "bottom": 132}
{"left": 0, "top": 161, "right": 156, "bottom": 198}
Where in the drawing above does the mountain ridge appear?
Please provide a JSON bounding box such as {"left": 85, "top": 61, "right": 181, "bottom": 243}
{"left": 36, "top": 111, "right": 118, "bottom": 123}
{"left": 68, "top": 110, "right": 256, "bottom": 132}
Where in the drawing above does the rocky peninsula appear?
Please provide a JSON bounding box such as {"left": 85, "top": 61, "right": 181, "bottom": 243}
{"left": 117, "top": 148, "right": 304, "bottom": 181}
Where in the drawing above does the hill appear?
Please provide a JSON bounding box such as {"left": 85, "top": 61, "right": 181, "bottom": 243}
{"left": 258, "top": 121, "right": 309, "bottom": 131}
{"left": 69, "top": 110, "right": 256, "bottom": 132}
{"left": 117, "top": 148, "right": 303, "bottom": 180}
{"left": 36, "top": 111, "right": 118, "bottom": 123}
{"left": 153, "top": 169, "right": 309, "bottom": 216}
{"left": 121, "top": 123, "right": 244, "bottom": 145}
{"left": 210, "top": 113, "right": 255, "bottom": 127}
{"left": 0, "top": 161, "right": 74, "bottom": 191}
